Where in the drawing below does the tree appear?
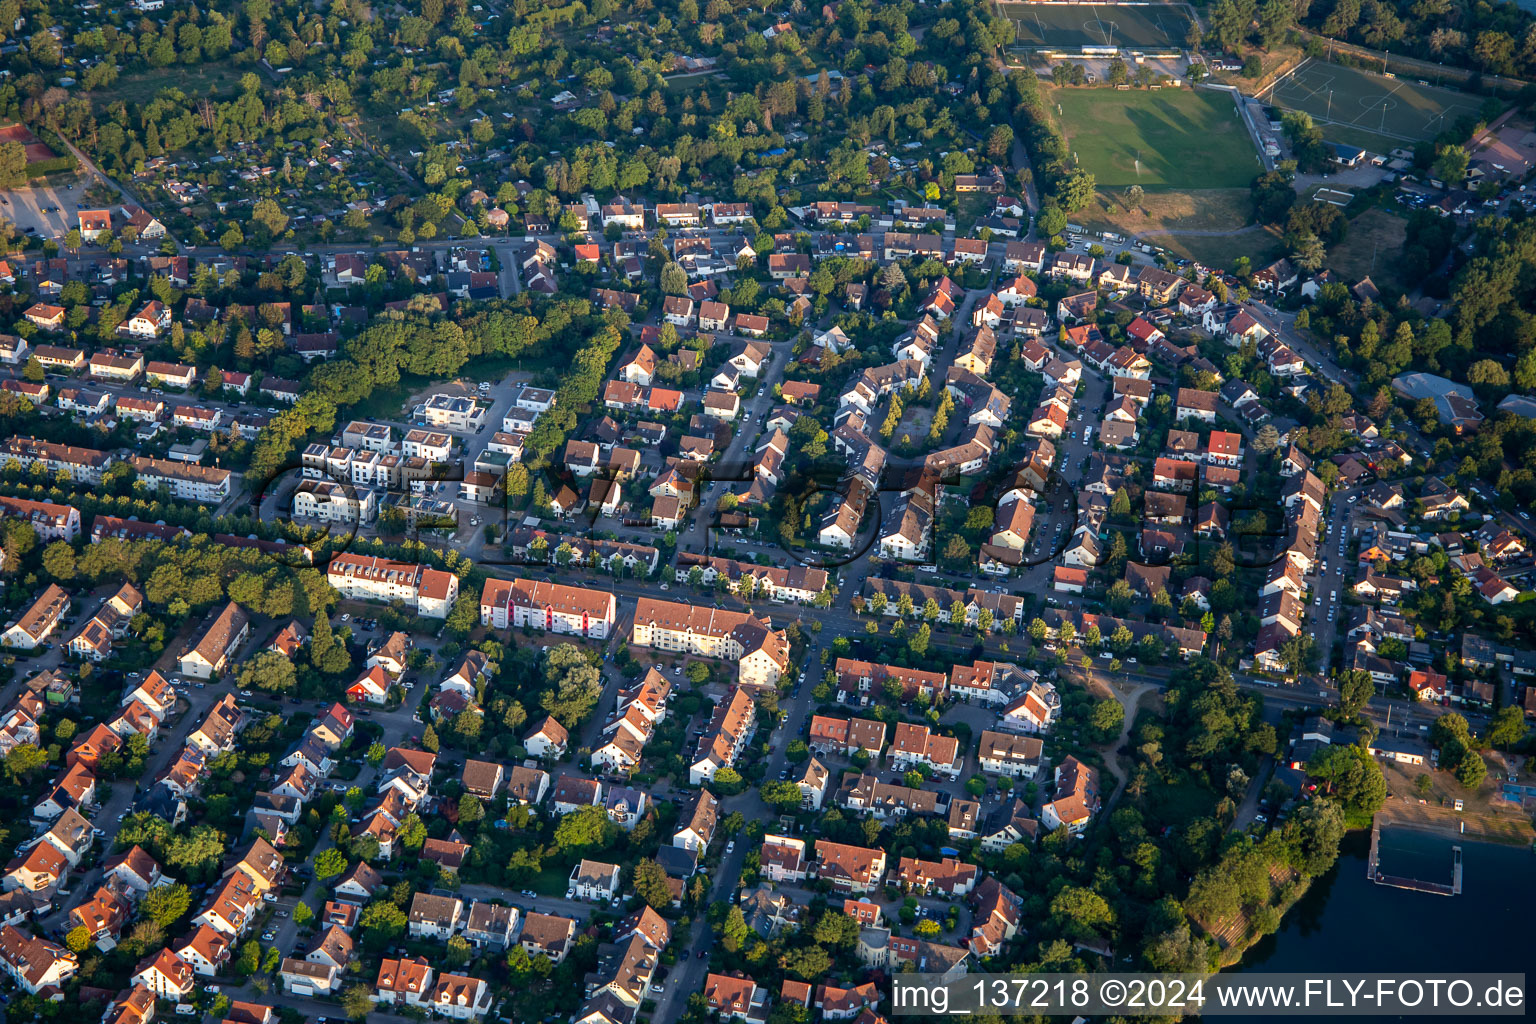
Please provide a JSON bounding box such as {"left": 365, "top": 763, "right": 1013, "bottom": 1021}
{"left": 235, "top": 939, "right": 262, "bottom": 975}
{"left": 64, "top": 926, "right": 91, "bottom": 954}
{"left": 721, "top": 905, "right": 750, "bottom": 951}
{"left": 1254, "top": 423, "right": 1280, "bottom": 453}
{"left": 140, "top": 883, "right": 192, "bottom": 927}
{"left": 342, "top": 984, "right": 376, "bottom": 1020}
{"left": 1049, "top": 886, "right": 1114, "bottom": 940}
{"left": 40, "top": 541, "right": 75, "bottom": 581}
{"left": 1037, "top": 205, "right": 1067, "bottom": 238}
{"left": 358, "top": 901, "right": 408, "bottom": 948}
{"left": 1126, "top": 184, "right": 1145, "bottom": 210}
{"left": 554, "top": 804, "right": 614, "bottom": 852}
{"left": 4, "top": 744, "right": 46, "bottom": 782}
{"left": 444, "top": 595, "right": 477, "bottom": 639}
{"left": 1091, "top": 699, "right": 1124, "bottom": 738}
{"left": 1338, "top": 669, "right": 1374, "bottom": 716}
{"left": 810, "top": 908, "right": 860, "bottom": 949}
{"left": 1290, "top": 231, "right": 1326, "bottom": 273}
{"left": 314, "top": 847, "right": 349, "bottom": 881}
{"left": 0, "top": 142, "right": 28, "bottom": 189}
{"left": 713, "top": 766, "right": 745, "bottom": 794}
{"left": 20, "top": 357, "right": 44, "bottom": 384}
{"left": 760, "top": 779, "right": 804, "bottom": 812}
{"left": 633, "top": 859, "right": 673, "bottom": 909}
{"left": 913, "top": 918, "right": 942, "bottom": 938}
{"left": 1455, "top": 751, "right": 1487, "bottom": 789}
{"left": 1467, "top": 359, "right": 1510, "bottom": 390}
{"left": 1279, "top": 634, "right": 1317, "bottom": 677}
{"left": 1057, "top": 171, "right": 1097, "bottom": 213}
{"left": 1487, "top": 706, "right": 1527, "bottom": 750}
{"left": 1306, "top": 744, "right": 1386, "bottom": 813}
{"left": 1431, "top": 712, "right": 1472, "bottom": 751}
{"left": 238, "top": 650, "right": 297, "bottom": 693}
{"left": 1433, "top": 145, "right": 1470, "bottom": 184}
{"left": 541, "top": 644, "right": 603, "bottom": 727}
{"left": 660, "top": 262, "right": 688, "bottom": 295}
{"left": 778, "top": 944, "right": 832, "bottom": 981}
{"left": 252, "top": 198, "right": 290, "bottom": 237}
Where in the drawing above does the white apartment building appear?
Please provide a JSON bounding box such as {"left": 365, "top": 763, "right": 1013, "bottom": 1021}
{"left": 129, "top": 457, "right": 233, "bottom": 503}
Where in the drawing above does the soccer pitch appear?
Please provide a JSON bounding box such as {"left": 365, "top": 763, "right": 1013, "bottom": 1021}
{"left": 1002, "top": 2, "right": 1196, "bottom": 50}
{"left": 1050, "top": 86, "right": 1262, "bottom": 189}
{"left": 1267, "top": 59, "right": 1489, "bottom": 152}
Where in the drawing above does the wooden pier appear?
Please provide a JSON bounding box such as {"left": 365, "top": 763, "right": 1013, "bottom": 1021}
{"left": 1367, "top": 824, "right": 1463, "bottom": 896}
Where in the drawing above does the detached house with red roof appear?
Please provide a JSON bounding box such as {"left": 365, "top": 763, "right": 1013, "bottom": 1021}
{"left": 895, "top": 856, "right": 978, "bottom": 897}
{"left": 759, "top": 834, "right": 808, "bottom": 882}
{"left": 704, "top": 972, "right": 769, "bottom": 1022}
{"left": 1041, "top": 756, "right": 1100, "bottom": 833}
{"left": 346, "top": 664, "right": 392, "bottom": 705}
{"left": 813, "top": 840, "right": 887, "bottom": 893}
{"left": 78, "top": 209, "right": 113, "bottom": 242}
{"left": 0, "top": 924, "right": 76, "bottom": 994}
{"left": 122, "top": 301, "right": 171, "bottom": 339}
{"left": 131, "top": 947, "right": 195, "bottom": 999}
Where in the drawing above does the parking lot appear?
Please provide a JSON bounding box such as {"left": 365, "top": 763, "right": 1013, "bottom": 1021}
{"left": 2, "top": 179, "right": 90, "bottom": 239}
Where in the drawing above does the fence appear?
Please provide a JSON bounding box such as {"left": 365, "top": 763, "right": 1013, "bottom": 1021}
{"left": 1297, "top": 30, "right": 1536, "bottom": 98}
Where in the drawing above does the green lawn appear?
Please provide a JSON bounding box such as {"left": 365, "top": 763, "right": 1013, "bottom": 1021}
{"left": 1050, "top": 86, "right": 1263, "bottom": 189}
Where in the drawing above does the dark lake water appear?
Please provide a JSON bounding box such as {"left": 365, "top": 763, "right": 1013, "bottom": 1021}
{"left": 1236, "top": 826, "right": 1535, "bottom": 978}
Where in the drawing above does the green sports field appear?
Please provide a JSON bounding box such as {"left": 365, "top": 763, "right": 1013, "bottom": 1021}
{"left": 1267, "top": 59, "right": 1490, "bottom": 153}
{"left": 1049, "top": 86, "right": 1263, "bottom": 189}
{"left": 1002, "top": 2, "right": 1196, "bottom": 50}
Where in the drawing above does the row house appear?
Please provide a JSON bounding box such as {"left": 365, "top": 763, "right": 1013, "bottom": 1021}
{"left": 1, "top": 584, "right": 70, "bottom": 651}
{"left": 179, "top": 602, "right": 250, "bottom": 679}
{"left": 689, "top": 688, "right": 757, "bottom": 786}
{"left": 66, "top": 581, "right": 144, "bottom": 662}
{"left": 887, "top": 722, "right": 963, "bottom": 778}
{"left": 1003, "top": 240, "right": 1047, "bottom": 273}
{"left": 860, "top": 579, "right": 1025, "bottom": 632}
{"left": 87, "top": 350, "right": 145, "bottom": 382}
{"left": 882, "top": 232, "right": 944, "bottom": 261}
{"left": 807, "top": 715, "right": 886, "bottom": 758}
{"left": 673, "top": 554, "right": 828, "bottom": 603}
{"left": 976, "top": 730, "right": 1043, "bottom": 778}
{"left": 832, "top": 658, "right": 946, "bottom": 705}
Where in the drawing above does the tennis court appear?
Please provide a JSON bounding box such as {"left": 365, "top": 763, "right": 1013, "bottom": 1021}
{"left": 1268, "top": 59, "right": 1488, "bottom": 152}
{"left": 1001, "top": 2, "right": 1195, "bottom": 50}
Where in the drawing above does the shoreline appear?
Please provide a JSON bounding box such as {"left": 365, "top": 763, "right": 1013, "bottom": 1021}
{"left": 1375, "top": 804, "right": 1536, "bottom": 848}
{"left": 1215, "top": 818, "right": 1529, "bottom": 969}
